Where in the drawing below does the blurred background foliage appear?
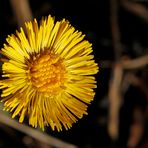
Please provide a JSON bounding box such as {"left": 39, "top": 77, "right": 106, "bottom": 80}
{"left": 0, "top": 0, "right": 148, "bottom": 148}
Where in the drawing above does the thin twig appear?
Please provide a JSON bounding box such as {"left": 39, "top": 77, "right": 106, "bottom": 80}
{"left": 108, "top": 0, "right": 124, "bottom": 140}
{"left": 0, "top": 112, "right": 77, "bottom": 148}
{"left": 99, "top": 54, "right": 148, "bottom": 69}
{"left": 110, "top": 0, "right": 123, "bottom": 60}
{"left": 10, "top": 0, "right": 33, "bottom": 28}
{"left": 108, "top": 64, "right": 123, "bottom": 140}
{"left": 122, "top": 55, "right": 148, "bottom": 69}
{"left": 122, "top": 0, "right": 148, "bottom": 22}
{"left": 127, "top": 107, "right": 144, "bottom": 148}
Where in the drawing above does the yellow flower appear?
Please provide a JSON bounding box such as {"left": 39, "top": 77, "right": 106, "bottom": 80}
{"left": 0, "top": 15, "right": 99, "bottom": 131}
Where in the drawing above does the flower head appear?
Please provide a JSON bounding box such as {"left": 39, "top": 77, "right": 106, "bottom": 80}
{"left": 0, "top": 15, "right": 99, "bottom": 131}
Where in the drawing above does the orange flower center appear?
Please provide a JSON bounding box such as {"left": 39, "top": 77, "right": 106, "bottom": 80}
{"left": 29, "top": 51, "right": 66, "bottom": 95}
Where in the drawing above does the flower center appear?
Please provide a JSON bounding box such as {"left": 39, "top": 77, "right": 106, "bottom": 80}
{"left": 29, "top": 51, "right": 66, "bottom": 95}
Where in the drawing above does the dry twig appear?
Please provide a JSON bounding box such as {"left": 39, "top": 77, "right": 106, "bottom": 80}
{"left": 127, "top": 108, "right": 144, "bottom": 148}
{"left": 122, "top": 0, "right": 148, "bottom": 22}
{"left": 110, "top": 0, "right": 123, "bottom": 60}
{"left": 10, "top": 0, "right": 33, "bottom": 28}
{"left": 108, "top": 0, "right": 124, "bottom": 140}
{"left": 121, "top": 55, "right": 148, "bottom": 69}
{"left": 108, "top": 63, "right": 123, "bottom": 140}
{"left": 0, "top": 112, "right": 77, "bottom": 148}
{"left": 99, "top": 54, "right": 148, "bottom": 69}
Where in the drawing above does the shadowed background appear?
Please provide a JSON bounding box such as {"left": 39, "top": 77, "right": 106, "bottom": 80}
{"left": 0, "top": 0, "right": 148, "bottom": 148}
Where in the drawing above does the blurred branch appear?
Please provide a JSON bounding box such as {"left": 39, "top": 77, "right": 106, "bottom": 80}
{"left": 121, "top": 55, "right": 148, "bottom": 69}
{"left": 110, "top": 0, "right": 123, "bottom": 60}
{"left": 122, "top": 0, "right": 148, "bottom": 22}
{"left": 102, "top": 54, "right": 148, "bottom": 141}
{"left": 108, "top": 0, "right": 124, "bottom": 141}
{"left": 99, "top": 54, "right": 148, "bottom": 69}
{"left": 122, "top": 72, "right": 148, "bottom": 147}
{"left": 108, "top": 64, "right": 123, "bottom": 140}
{"left": 10, "top": 0, "right": 33, "bottom": 28}
{"left": 0, "top": 112, "right": 77, "bottom": 148}
{"left": 127, "top": 107, "right": 144, "bottom": 148}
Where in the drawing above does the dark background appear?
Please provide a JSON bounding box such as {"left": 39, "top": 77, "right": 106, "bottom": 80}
{"left": 0, "top": 0, "right": 148, "bottom": 148}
